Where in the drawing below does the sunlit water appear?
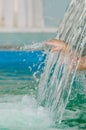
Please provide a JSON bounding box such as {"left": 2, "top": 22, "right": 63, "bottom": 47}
{"left": 0, "top": 0, "right": 86, "bottom": 130}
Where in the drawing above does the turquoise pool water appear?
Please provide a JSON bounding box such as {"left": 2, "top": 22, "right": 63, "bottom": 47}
{"left": 0, "top": 50, "right": 86, "bottom": 130}
{"left": 0, "top": 33, "right": 86, "bottom": 130}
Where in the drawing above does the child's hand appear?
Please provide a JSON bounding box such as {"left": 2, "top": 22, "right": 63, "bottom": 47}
{"left": 45, "top": 39, "right": 67, "bottom": 53}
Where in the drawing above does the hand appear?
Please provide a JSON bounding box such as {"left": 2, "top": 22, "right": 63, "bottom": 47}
{"left": 45, "top": 39, "right": 67, "bottom": 53}
{"left": 45, "top": 39, "right": 86, "bottom": 71}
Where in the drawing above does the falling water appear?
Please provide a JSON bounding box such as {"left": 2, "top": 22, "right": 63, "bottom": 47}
{"left": 0, "top": 0, "right": 86, "bottom": 129}
{"left": 38, "top": 0, "right": 86, "bottom": 123}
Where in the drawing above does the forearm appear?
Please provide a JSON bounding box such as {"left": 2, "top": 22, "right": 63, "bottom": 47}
{"left": 63, "top": 44, "right": 86, "bottom": 71}
{"left": 78, "top": 56, "right": 86, "bottom": 71}
{"left": 63, "top": 45, "right": 86, "bottom": 71}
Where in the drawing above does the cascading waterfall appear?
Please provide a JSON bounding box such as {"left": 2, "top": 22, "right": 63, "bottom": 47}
{"left": 38, "top": 0, "right": 86, "bottom": 123}
{"left": 0, "top": 0, "right": 86, "bottom": 129}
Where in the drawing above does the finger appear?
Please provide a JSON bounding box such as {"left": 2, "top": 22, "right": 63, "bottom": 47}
{"left": 51, "top": 47, "right": 61, "bottom": 52}
{"left": 45, "top": 39, "right": 58, "bottom": 45}
{"left": 45, "top": 41, "right": 59, "bottom": 47}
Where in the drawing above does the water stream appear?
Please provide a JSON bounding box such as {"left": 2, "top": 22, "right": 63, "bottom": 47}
{"left": 0, "top": 0, "right": 86, "bottom": 130}
{"left": 38, "top": 0, "right": 86, "bottom": 124}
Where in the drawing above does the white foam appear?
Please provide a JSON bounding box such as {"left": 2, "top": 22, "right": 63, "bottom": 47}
{"left": 0, "top": 95, "right": 53, "bottom": 130}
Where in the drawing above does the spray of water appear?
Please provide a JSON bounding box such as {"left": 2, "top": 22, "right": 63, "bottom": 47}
{"left": 38, "top": 0, "right": 86, "bottom": 123}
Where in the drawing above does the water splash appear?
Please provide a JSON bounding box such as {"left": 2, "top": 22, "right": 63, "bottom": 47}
{"left": 38, "top": 0, "right": 86, "bottom": 123}
{"left": 0, "top": 95, "right": 53, "bottom": 130}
